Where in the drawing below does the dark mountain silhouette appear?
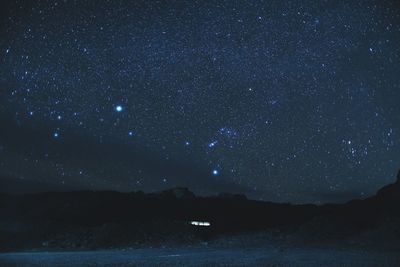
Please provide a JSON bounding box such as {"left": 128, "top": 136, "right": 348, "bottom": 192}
{"left": 0, "top": 171, "right": 399, "bottom": 252}
{"left": 376, "top": 170, "right": 400, "bottom": 202}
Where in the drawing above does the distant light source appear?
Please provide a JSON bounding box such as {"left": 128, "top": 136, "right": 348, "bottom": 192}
{"left": 212, "top": 169, "right": 219, "bottom": 176}
{"left": 190, "top": 221, "right": 211, "bottom": 227}
{"left": 115, "top": 105, "right": 123, "bottom": 112}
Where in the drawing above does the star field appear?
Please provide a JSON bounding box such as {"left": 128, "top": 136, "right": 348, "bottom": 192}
{"left": 0, "top": 0, "right": 399, "bottom": 203}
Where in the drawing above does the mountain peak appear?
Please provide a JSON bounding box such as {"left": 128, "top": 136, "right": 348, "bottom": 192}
{"left": 396, "top": 170, "right": 400, "bottom": 183}
{"left": 376, "top": 169, "right": 400, "bottom": 201}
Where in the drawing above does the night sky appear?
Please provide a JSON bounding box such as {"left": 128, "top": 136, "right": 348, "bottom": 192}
{"left": 1, "top": 0, "right": 399, "bottom": 204}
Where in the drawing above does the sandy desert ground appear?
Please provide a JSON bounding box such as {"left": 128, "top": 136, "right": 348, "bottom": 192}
{"left": 1, "top": 245, "right": 399, "bottom": 267}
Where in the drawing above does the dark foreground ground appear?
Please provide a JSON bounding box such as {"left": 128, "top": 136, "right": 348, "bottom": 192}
{"left": 1, "top": 244, "right": 399, "bottom": 267}
{"left": 1, "top": 172, "right": 399, "bottom": 266}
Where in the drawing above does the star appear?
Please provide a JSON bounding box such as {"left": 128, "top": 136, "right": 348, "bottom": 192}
{"left": 208, "top": 141, "right": 218, "bottom": 148}
{"left": 115, "top": 105, "right": 123, "bottom": 112}
{"left": 212, "top": 169, "right": 219, "bottom": 176}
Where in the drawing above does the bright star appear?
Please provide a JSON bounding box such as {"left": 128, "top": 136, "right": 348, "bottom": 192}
{"left": 115, "top": 105, "right": 123, "bottom": 112}
{"left": 208, "top": 141, "right": 218, "bottom": 148}
{"left": 53, "top": 132, "right": 59, "bottom": 138}
{"left": 128, "top": 131, "right": 134, "bottom": 136}
{"left": 212, "top": 169, "right": 219, "bottom": 176}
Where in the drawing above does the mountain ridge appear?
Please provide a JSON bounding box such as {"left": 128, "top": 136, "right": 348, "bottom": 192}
{"left": 0, "top": 170, "right": 399, "bottom": 251}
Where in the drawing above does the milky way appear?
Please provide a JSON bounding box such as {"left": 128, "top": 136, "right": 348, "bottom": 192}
{"left": 0, "top": 0, "right": 399, "bottom": 203}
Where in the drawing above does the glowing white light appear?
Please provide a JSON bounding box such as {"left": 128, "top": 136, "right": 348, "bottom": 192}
{"left": 115, "top": 105, "right": 123, "bottom": 112}
{"left": 212, "top": 169, "right": 219, "bottom": 176}
{"left": 53, "top": 132, "right": 59, "bottom": 138}
{"left": 190, "top": 221, "right": 211, "bottom": 227}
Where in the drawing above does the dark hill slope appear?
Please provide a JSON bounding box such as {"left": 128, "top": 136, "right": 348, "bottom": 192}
{"left": 0, "top": 171, "right": 399, "bottom": 251}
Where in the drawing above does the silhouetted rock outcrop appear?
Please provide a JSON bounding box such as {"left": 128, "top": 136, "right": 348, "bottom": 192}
{"left": 376, "top": 170, "right": 400, "bottom": 201}
{"left": 170, "top": 187, "right": 195, "bottom": 199}
{"left": 155, "top": 187, "right": 195, "bottom": 199}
